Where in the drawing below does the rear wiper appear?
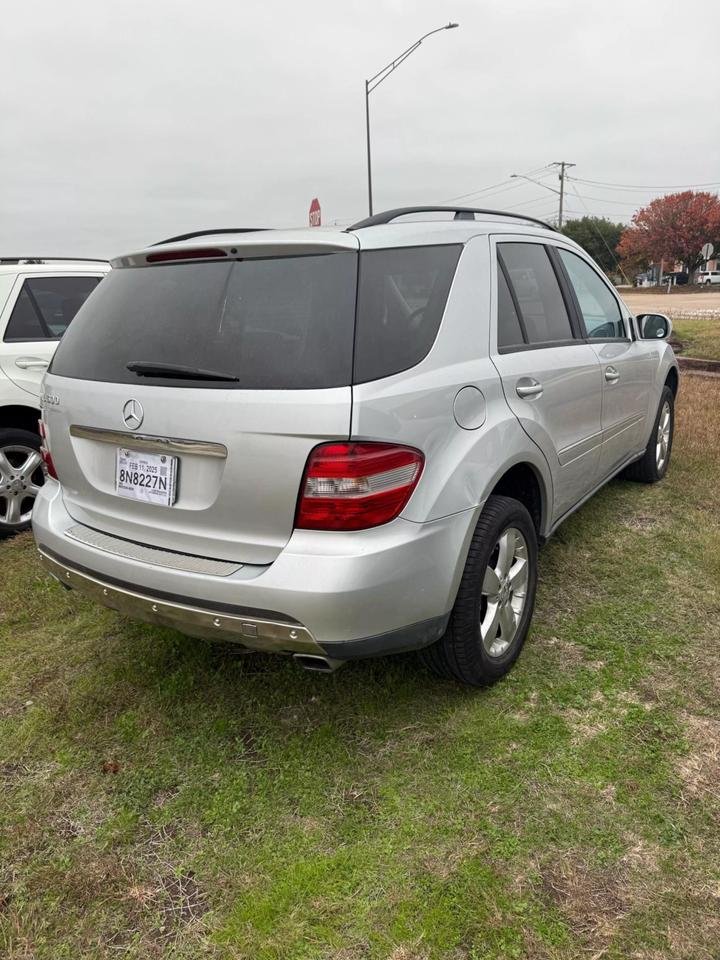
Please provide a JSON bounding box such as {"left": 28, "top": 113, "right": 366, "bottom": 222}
{"left": 126, "top": 361, "right": 239, "bottom": 382}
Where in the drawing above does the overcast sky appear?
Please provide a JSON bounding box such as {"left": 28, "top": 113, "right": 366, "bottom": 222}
{"left": 1, "top": 0, "right": 718, "bottom": 257}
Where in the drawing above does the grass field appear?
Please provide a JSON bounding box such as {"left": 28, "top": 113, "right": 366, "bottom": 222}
{"left": 671, "top": 318, "right": 720, "bottom": 361}
{"left": 2, "top": 377, "right": 719, "bottom": 960}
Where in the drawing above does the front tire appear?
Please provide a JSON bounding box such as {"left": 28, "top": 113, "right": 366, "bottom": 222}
{"left": 421, "top": 495, "right": 538, "bottom": 686}
{"left": 0, "top": 428, "right": 45, "bottom": 539}
{"left": 622, "top": 386, "right": 674, "bottom": 484}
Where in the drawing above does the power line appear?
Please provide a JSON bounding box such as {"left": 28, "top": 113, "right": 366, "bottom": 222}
{"left": 501, "top": 194, "right": 560, "bottom": 211}
{"left": 570, "top": 176, "right": 720, "bottom": 192}
{"left": 568, "top": 183, "right": 630, "bottom": 284}
{"left": 437, "top": 165, "right": 554, "bottom": 204}
{"left": 571, "top": 192, "right": 649, "bottom": 208}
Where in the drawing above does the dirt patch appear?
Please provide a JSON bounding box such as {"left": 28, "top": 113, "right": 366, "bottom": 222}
{"left": 678, "top": 356, "right": 720, "bottom": 376}
{"left": 678, "top": 713, "right": 720, "bottom": 801}
{"left": 562, "top": 709, "right": 608, "bottom": 745}
{"left": 540, "top": 841, "right": 659, "bottom": 945}
{"left": 387, "top": 947, "right": 430, "bottom": 960}
{"left": 622, "top": 513, "right": 662, "bottom": 532}
{"left": 538, "top": 634, "right": 587, "bottom": 669}
{"left": 118, "top": 865, "right": 209, "bottom": 951}
{"left": 329, "top": 783, "right": 380, "bottom": 815}
{"left": 621, "top": 289, "right": 720, "bottom": 316}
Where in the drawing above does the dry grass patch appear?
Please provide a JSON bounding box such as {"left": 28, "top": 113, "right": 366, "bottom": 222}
{"left": 678, "top": 713, "right": 720, "bottom": 801}
{"left": 540, "top": 840, "right": 660, "bottom": 948}
{"left": 673, "top": 375, "right": 720, "bottom": 463}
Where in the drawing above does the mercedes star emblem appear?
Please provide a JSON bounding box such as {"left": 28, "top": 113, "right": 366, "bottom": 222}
{"left": 122, "top": 398, "right": 144, "bottom": 430}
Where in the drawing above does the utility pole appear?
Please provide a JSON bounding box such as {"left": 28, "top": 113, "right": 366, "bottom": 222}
{"left": 550, "top": 161, "right": 575, "bottom": 228}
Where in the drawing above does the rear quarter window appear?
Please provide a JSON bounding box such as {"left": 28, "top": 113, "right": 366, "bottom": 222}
{"left": 353, "top": 244, "right": 461, "bottom": 383}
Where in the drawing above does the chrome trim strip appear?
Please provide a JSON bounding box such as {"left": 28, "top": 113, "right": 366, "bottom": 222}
{"left": 557, "top": 414, "right": 645, "bottom": 467}
{"left": 558, "top": 430, "right": 603, "bottom": 467}
{"left": 69, "top": 424, "right": 227, "bottom": 459}
{"left": 601, "top": 413, "right": 644, "bottom": 445}
{"left": 64, "top": 523, "right": 242, "bottom": 577}
{"left": 38, "top": 550, "right": 321, "bottom": 656}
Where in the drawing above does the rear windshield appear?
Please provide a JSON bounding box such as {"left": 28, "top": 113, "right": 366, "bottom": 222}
{"left": 51, "top": 254, "right": 357, "bottom": 390}
{"left": 50, "top": 245, "right": 461, "bottom": 389}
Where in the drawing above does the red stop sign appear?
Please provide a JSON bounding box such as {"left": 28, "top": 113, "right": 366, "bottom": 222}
{"left": 309, "top": 198, "right": 321, "bottom": 227}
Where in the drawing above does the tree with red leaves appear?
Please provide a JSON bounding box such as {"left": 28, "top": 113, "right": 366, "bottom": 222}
{"left": 617, "top": 191, "right": 720, "bottom": 277}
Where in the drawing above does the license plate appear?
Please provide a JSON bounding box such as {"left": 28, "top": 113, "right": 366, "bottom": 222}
{"left": 116, "top": 448, "right": 178, "bottom": 507}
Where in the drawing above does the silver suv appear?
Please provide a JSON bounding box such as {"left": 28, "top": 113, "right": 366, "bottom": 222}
{"left": 32, "top": 209, "right": 679, "bottom": 685}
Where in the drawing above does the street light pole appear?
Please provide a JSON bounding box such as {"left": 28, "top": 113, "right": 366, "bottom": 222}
{"left": 364, "top": 22, "right": 459, "bottom": 216}
{"left": 365, "top": 79, "right": 373, "bottom": 218}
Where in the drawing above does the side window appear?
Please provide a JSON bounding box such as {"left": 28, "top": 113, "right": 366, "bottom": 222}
{"left": 558, "top": 249, "right": 625, "bottom": 339}
{"left": 496, "top": 261, "right": 524, "bottom": 349}
{"left": 498, "top": 243, "right": 573, "bottom": 345}
{"left": 4, "top": 276, "right": 100, "bottom": 342}
{"left": 354, "top": 244, "right": 461, "bottom": 383}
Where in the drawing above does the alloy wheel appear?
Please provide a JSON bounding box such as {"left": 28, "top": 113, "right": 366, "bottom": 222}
{"left": 656, "top": 401, "right": 671, "bottom": 472}
{"left": 479, "top": 526, "right": 530, "bottom": 657}
{"left": 0, "top": 445, "right": 45, "bottom": 528}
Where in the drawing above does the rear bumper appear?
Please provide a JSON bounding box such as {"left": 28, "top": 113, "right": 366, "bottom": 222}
{"left": 32, "top": 481, "right": 479, "bottom": 659}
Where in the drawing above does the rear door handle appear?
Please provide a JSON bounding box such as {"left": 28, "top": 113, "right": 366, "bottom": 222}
{"left": 516, "top": 377, "right": 543, "bottom": 399}
{"left": 15, "top": 357, "right": 49, "bottom": 370}
{"left": 604, "top": 365, "right": 620, "bottom": 383}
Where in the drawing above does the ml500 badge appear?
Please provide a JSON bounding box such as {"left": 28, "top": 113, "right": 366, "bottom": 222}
{"left": 40, "top": 393, "right": 60, "bottom": 408}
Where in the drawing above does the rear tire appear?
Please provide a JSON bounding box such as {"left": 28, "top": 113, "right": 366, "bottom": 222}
{"left": 0, "top": 428, "right": 45, "bottom": 540}
{"left": 420, "top": 495, "right": 538, "bottom": 687}
{"left": 622, "top": 387, "right": 674, "bottom": 484}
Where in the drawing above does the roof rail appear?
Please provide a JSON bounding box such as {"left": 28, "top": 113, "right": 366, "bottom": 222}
{"left": 347, "top": 206, "right": 556, "bottom": 232}
{"left": 0, "top": 257, "right": 110, "bottom": 264}
{"left": 152, "top": 228, "right": 270, "bottom": 246}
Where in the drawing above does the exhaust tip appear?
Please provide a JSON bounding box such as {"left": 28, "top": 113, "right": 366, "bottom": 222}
{"left": 292, "top": 653, "right": 342, "bottom": 674}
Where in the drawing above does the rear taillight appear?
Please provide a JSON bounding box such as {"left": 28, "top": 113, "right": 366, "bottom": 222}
{"left": 38, "top": 419, "right": 58, "bottom": 480}
{"left": 296, "top": 442, "right": 424, "bottom": 531}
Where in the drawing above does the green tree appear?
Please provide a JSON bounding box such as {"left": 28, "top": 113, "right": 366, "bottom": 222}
{"left": 560, "top": 216, "right": 624, "bottom": 274}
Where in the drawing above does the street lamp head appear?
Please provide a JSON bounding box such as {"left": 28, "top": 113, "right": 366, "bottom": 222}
{"left": 446, "top": 22, "right": 460, "bottom": 28}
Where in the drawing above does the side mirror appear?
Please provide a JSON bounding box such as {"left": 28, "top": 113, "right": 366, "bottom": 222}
{"left": 637, "top": 313, "right": 672, "bottom": 340}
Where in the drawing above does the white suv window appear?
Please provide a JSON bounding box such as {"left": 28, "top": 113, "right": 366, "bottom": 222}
{"left": 4, "top": 276, "right": 100, "bottom": 342}
{"left": 557, "top": 249, "right": 626, "bottom": 340}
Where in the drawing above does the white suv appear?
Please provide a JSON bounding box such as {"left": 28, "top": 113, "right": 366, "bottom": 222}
{"left": 0, "top": 258, "right": 109, "bottom": 537}
{"left": 697, "top": 270, "right": 720, "bottom": 285}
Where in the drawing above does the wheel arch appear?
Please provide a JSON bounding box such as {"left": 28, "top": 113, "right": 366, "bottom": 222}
{"left": 0, "top": 404, "right": 42, "bottom": 436}
{"left": 486, "top": 458, "right": 550, "bottom": 540}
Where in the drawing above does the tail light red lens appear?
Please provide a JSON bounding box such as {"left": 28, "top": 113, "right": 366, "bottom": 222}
{"left": 38, "top": 419, "right": 58, "bottom": 480}
{"left": 296, "top": 442, "right": 424, "bottom": 531}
